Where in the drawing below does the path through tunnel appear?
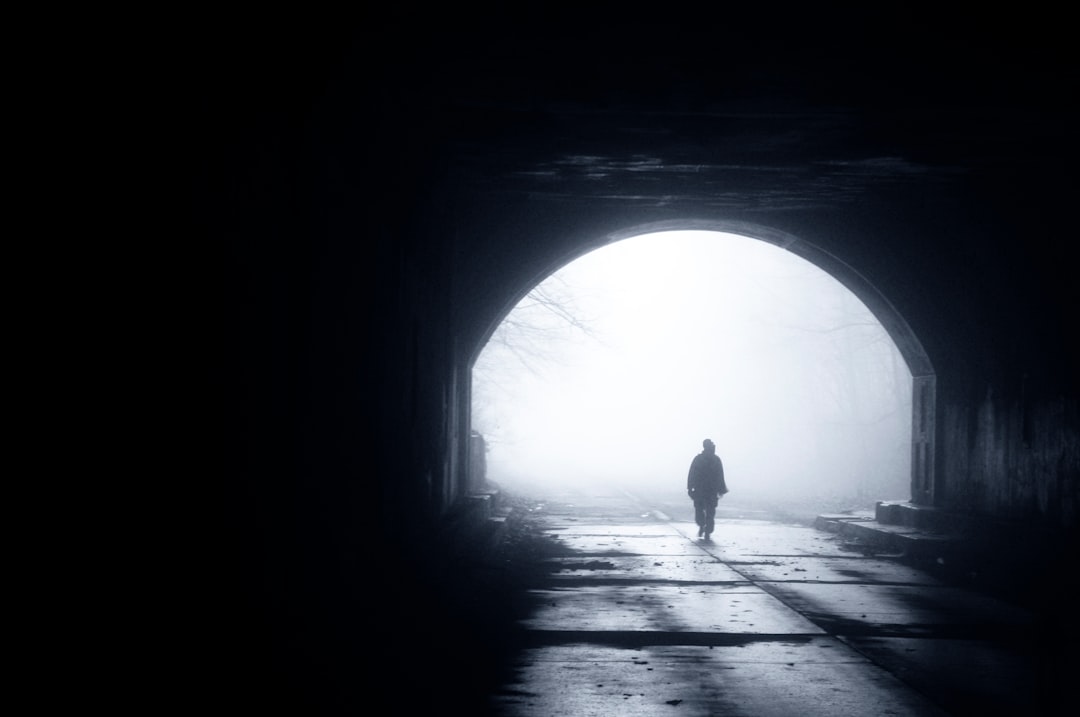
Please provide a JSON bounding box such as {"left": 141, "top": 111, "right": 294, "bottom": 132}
{"left": 471, "top": 227, "right": 928, "bottom": 519}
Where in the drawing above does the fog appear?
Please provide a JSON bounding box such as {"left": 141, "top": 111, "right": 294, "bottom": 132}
{"left": 472, "top": 231, "right": 912, "bottom": 515}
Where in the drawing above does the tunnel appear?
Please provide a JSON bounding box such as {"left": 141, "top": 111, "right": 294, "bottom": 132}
{"left": 211, "top": 7, "right": 1078, "bottom": 714}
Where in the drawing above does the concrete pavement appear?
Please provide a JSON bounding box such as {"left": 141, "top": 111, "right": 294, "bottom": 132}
{"left": 481, "top": 485, "right": 1065, "bottom": 716}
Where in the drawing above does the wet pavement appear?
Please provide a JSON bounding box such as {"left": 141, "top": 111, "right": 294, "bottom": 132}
{"left": 485, "top": 485, "right": 1065, "bottom": 716}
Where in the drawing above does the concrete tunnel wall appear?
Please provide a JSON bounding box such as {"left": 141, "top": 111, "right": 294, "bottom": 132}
{"left": 212, "top": 8, "right": 1078, "bottom": 709}
{"left": 214, "top": 8, "right": 1078, "bottom": 543}
{"left": 217, "top": 13, "right": 1080, "bottom": 574}
{"left": 448, "top": 192, "right": 1078, "bottom": 530}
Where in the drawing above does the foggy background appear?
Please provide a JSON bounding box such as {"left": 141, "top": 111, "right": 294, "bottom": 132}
{"left": 471, "top": 230, "right": 912, "bottom": 515}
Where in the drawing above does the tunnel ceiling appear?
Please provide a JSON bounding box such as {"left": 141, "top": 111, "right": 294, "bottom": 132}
{"left": 345, "top": 8, "right": 1070, "bottom": 216}
{"left": 446, "top": 106, "right": 971, "bottom": 211}
{"left": 435, "top": 87, "right": 1063, "bottom": 215}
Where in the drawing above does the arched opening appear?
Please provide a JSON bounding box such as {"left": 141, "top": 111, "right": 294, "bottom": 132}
{"left": 470, "top": 222, "right": 935, "bottom": 516}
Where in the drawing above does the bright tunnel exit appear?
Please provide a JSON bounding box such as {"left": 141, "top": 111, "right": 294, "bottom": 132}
{"left": 471, "top": 230, "right": 912, "bottom": 516}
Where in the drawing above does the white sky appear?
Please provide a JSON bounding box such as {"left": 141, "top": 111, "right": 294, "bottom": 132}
{"left": 472, "top": 230, "right": 912, "bottom": 512}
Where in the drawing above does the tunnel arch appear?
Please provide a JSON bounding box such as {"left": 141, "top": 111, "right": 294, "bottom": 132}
{"left": 468, "top": 218, "right": 938, "bottom": 506}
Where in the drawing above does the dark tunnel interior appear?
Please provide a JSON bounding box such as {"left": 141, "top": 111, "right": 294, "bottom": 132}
{"left": 210, "top": 6, "right": 1078, "bottom": 714}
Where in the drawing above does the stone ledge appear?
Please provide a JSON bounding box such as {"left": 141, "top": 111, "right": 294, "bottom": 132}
{"left": 815, "top": 513, "right": 959, "bottom": 559}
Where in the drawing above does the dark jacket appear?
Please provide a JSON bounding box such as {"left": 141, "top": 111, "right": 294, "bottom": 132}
{"left": 687, "top": 451, "right": 727, "bottom": 500}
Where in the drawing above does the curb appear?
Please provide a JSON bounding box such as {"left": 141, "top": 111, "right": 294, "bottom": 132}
{"left": 814, "top": 513, "right": 960, "bottom": 560}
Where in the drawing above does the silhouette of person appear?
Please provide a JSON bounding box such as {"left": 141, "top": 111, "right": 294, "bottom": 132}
{"left": 687, "top": 438, "right": 728, "bottom": 540}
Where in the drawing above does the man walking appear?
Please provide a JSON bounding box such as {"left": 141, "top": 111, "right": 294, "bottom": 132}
{"left": 687, "top": 438, "right": 728, "bottom": 540}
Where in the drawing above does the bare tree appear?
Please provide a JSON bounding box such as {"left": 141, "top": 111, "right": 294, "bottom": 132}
{"left": 481, "top": 274, "right": 601, "bottom": 376}
{"left": 471, "top": 272, "right": 602, "bottom": 448}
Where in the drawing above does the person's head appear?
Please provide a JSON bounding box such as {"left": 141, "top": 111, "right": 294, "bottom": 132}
{"left": 702, "top": 438, "right": 715, "bottom": 454}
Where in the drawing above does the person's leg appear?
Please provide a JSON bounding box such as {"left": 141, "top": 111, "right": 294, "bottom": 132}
{"left": 704, "top": 499, "right": 717, "bottom": 537}
{"left": 693, "top": 499, "right": 705, "bottom": 535}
